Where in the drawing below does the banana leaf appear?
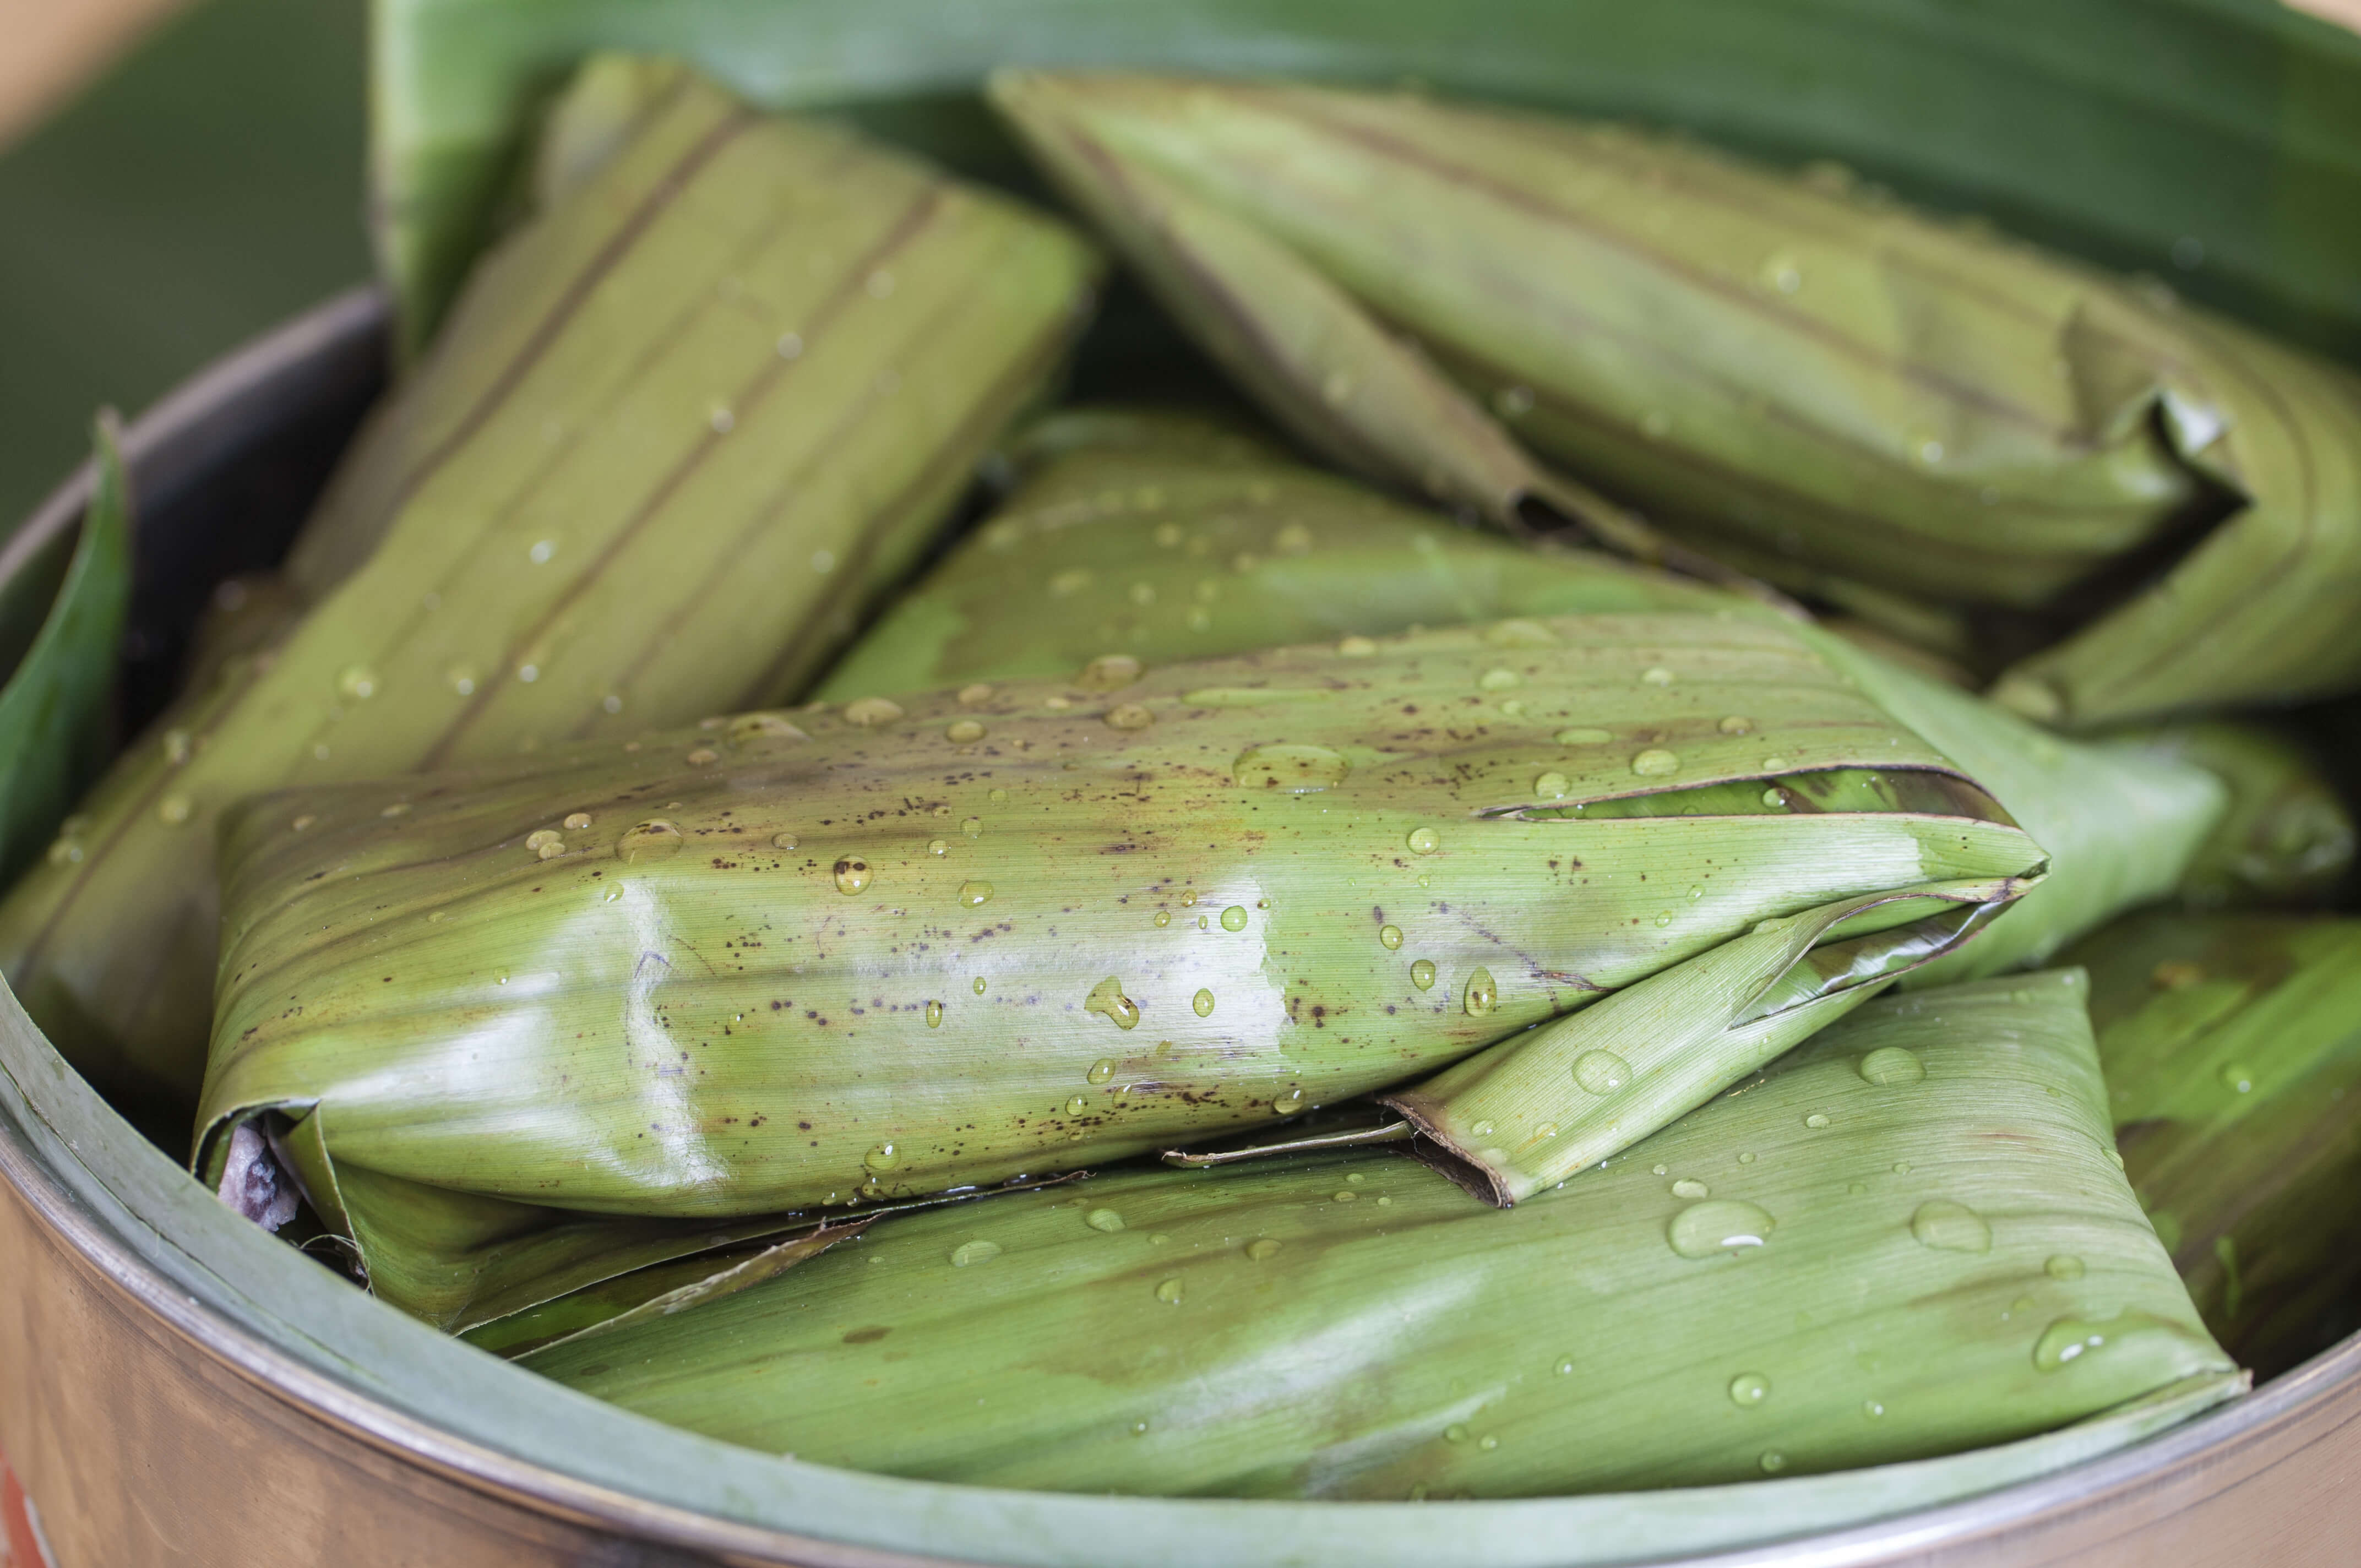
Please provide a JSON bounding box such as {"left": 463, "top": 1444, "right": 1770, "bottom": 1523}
{"left": 0, "top": 413, "right": 131, "bottom": 889}
{"left": 198, "top": 610, "right": 2044, "bottom": 1241}
{"left": 819, "top": 406, "right": 2223, "bottom": 994}
{"left": 988, "top": 72, "right": 2361, "bottom": 728}
{"left": 2095, "top": 721, "right": 2354, "bottom": 907}
{"left": 520, "top": 970, "right": 2239, "bottom": 1497}
{"left": 2066, "top": 911, "right": 2361, "bottom": 1376}
{"left": 370, "top": 0, "right": 2361, "bottom": 371}
{"left": 0, "top": 64, "right": 1101, "bottom": 1103}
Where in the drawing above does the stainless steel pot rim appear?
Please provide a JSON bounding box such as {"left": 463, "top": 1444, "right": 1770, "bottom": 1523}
{"left": 3, "top": 290, "right": 2354, "bottom": 1568}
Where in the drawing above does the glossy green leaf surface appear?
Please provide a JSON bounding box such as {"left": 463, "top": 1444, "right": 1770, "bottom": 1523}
{"left": 0, "top": 68, "right": 1100, "bottom": 1102}
{"left": 989, "top": 72, "right": 2361, "bottom": 728}
{"left": 2096, "top": 721, "right": 2354, "bottom": 907}
{"left": 198, "top": 612, "right": 2041, "bottom": 1223}
{"left": 2069, "top": 911, "right": 2361, "bottom": 1375}
{"left": 373, "top": 0, "right": 2361, "bottom": 372}
{"left": 0, "top": 416, "right": 131, "bottom": 890}
{"left": 525, "top": 971, "right": 2235, "bottom": 1497}
{"left": 818, "top": 411, "right": 2226, "bottom": 991}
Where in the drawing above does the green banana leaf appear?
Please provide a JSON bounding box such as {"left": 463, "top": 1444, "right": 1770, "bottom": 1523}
{"left": 0, "top": 64, "right": 1101, "bottom": 1104}
{"left": 0, "top": 414, "right": 131, "bottom": 889}
{"left": 2095, "top": 721, "right": 2354, "bottom": 907}
{"left": 371, "top": 0, "right": 2361, "bottom": 373}
{"left": 987, "top": 72, "right": 2361, "bottom": 729}
{"left": 2066, "top": 911, "right": 2361, "bottom": 1376}
{"left": 521, "top": 970, "right": 2238, "bottom": 1497}
{"left": 197, "top": 611, "right": 2045, "bottom": 1248}
{"left": 818, "top": 407, "right": 2224, "bottom": 994}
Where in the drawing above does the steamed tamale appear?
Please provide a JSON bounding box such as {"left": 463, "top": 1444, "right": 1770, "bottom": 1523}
{"left": 523, "top": 972, "right": 2238, "bottom": 1496}
{"left": 200, "top": 612, "right": 2043, "bottom": 1234}
{"left": 820, "top": 408, "right": 2223, "bottom": 994}
{"left": 2068, "top": 912, "right": 2361, "bottom": 1374}
{"left": 2094, "top": 723, "right": 2354, "bottom": 908}
{"left": 989, "top": 73, "right": 2361, "bottom": 727}
{"left": 0, "top": 64, "right": 1101, "bottom": 1100}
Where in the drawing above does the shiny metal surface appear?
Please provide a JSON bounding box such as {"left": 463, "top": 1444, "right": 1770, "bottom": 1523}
{"left": 2, "top": 295, "right": 2360, "bottom": 1568}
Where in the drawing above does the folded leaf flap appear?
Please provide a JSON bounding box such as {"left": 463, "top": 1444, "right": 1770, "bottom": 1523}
{"left": 1388, "top": 878, "right": 2032, "bottom": 1205}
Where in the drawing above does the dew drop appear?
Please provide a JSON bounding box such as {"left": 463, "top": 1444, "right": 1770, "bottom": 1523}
{"left": 1672, "top": 1178, "right": 1710, "bottom": 1199}
{"left": 1760, "top": 1451, "right": 1787, "bottom": 1474}
{"left": 865, "top": 1143, "right": 900, "bottom": 1172}
{"left": 925, "top": 1000, "right": 944, "bottom": 1028}
{"left": 1863, "top": 1400, "right": 1886, "bottom": 1419}
{"left": 1555, "top": 1357, "right": 1576, "bottom": 1376}
{"left": 1631, "top": 748, "right": 1680, "bottom": 776}
{"left": 1669, "top": 1199, "right": 1776, "bottom": 1258}
{"left": 686, "top": 748, "right": 720, "bottom": 766}
{"left": 2219, "top": 1062, "right": 2255, "bottom": 1095}
{"left": 1859, "top": 1047, "right": 1925, "bottom": 1086}
{"left": 957, "top": 880, "right": 994, "bottom": 908}
{"left": 834, "top": 858, "right": 873, "bottom": 895}
{"left": 526, "top": 829, "right": 564, "bottom": 851}
{"left": 1086, "top": 1208, "right": 1125, "bottom": 1233}
{"left": 1718, "top": 715, "right": 1756, "bottom": 735}
{"left": 447, "top": 665, "right": 478, "bottom": 696}
{"left": 1193, "top": 988, "right": 1216, "bottom": 1017}
{"left": 615, "top": 820, "right": 685, "bottom": 863}
{"left": 1478, "top": 667, "right": 1521, "bottom": 692}
{"left": 1463, "top": 967, "right": 1498, "bottom": 1016}
{"left": 1273, "top": 1088, "right": 1307, "bottom": 1116}
{"left": 1729, "top": 1373, "right": 1771, "bottom": 1407}
{"left": 1406, "top": 826, "right": 1441, "bottom": 855}
{"left": 156, "top": 794, "right": 193, "bottom": 826}
{"left": 337, "top": 665, "right": 379, "bottom": 701}
{"left": 963, "top": 816, "right": 983, "bottom": 839}
{"left": 1155, "top": 1277, "right": 1184, "bottom": 1305}
{"left": 950, "top": 1240, "right": 1001, "bottom": 1267}
{"left": 973, "top": 977, "right": 987, "bottom": 995}
{"left": 946, "top": 718, "right": 987, "bottom": 744}
{"left": 1106, "top": 703, "right": 1156, "bottom": 731}
{"left": 1557, "top": 727, "right": 1612, "bottom": 745}
{"left": 1444, "top": 1424, "right": 1469, "bottom": 1444}
{"left": 1761, "top": 755, "right": 1789, "bottom": 771}
{"left": 927, "top": 838, "right": 948, "bottom": 856}
{"left": 1573, "top": 1050, "right": 1632, "bottom": 1095}
{"left": 1761, "top": 788, "right": 1787, "bottom": 808}
{"left": 1066, "top": 1097, "right": 1087, "bottom": 1115}
{"left": 1641, "top": 666, "right": 1675, "bottom": 687}
{"left": 1086, "top": 977, "right": 1141, "bottom": 1031}
{"left": 771, "top": 830, "right": 800, "bottom": 851}
{"left": 2047, "top": 1254, "right": 2087, "bottom": 1280}
{"left": 1804, "top": 1112, "right": 1830, "bottom": 1129}
{"left": 1221, "top": 905, "right": 1249, "bottom": 932}
{"left": 843, "top": 696, "right": 905, "bottom": 727}
{"left": 1379, "top": 924, "right": 1403, "bottom": 950}
{"left": 563, "top": 812, "right": 592, "bottom": 831}
{"left": 1533, "top": 771, "right": 1572, "bottom": 800}
{"left": 1653, "top": 910, "right": 1673, "bottom": 928}
{"left": 1152, "top": 911, "right": 1170, "bottom": 928}
{"left": 1333, "top": 1189, "right": 1358, "bottom": 1203}
{"left": 1911, "top": 1199, "right": 1993, "bottom": 1254}
{"left": 1337, "top": 635, "right": 1378, "bottom": 657}
{"left": 1247, "top": 1238, "right": 1282, "bottom": 1261}
{"left": 1076, "top": 654, "right": 1144, "bottom": 691}
{"left": 1411, "top": 960, "right": 1437, "bottom": 991}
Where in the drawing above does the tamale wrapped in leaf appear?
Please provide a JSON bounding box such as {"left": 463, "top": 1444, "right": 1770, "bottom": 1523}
{"left": 523, "top": 972, "right": 2239, "bottom": 1496}
{"left": 0, "top": 64, "right": 1101, "bottom": 1100}
{"left": 2066, "top": 912, "right": 2361, "bottom": 1374}
{"left": 200, "top": 611, "right": 2043, "bottom": 1230}
{"left": 2094, "top": 722, "right": 2354, "bottom": 908}
{"left": 821, "top": 407, "right": 2223, "bottom": 992}
{"left": 991, "top": 73, "right": 2361, "bottom": 727}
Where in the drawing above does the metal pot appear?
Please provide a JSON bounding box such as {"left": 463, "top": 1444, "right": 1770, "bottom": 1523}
{"left": 1, "top": 291, "right": 2359, "bottom": 1568}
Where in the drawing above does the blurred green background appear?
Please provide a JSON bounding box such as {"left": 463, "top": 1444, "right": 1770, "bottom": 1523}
{"left": 0, "top": 0, "right": 369, "bottom": 532}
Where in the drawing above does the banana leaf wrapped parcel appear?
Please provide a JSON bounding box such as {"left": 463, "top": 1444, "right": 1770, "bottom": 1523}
{"left": 2093, "top": 723, "right": 2354, "bottom": 908}
{"left": 2066, "top": 912, "right": 2361, "bottom": 1375}
{"left": 521, "top": 972, "right": 2240, "bottom": 1496}
{"left": 822, "top": 406, "right": 2225, "bottom": 993}
{"left": 988, "top": 73, "right": 2361, "bottom": 728}
{"left": 200, "top": 609, "right": 2050, "bottom": 1262}
{"left": 0, "top": 62, "right": 1101, "bottom": 1102}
